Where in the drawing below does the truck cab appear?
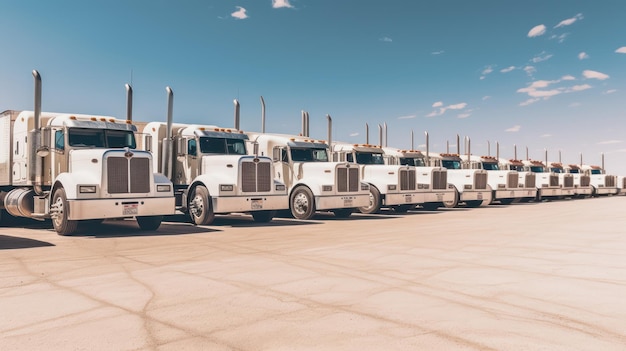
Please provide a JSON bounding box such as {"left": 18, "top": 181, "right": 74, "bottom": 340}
{"left": 547, "top": 162, "right": 577, "bottom": 198}
{"left": 427, "top": 153, "right": 492, "bottom": 207}
{"left": 579, "top": 165, "right": 619, "bottom": 196}
{"left": 246, "top": 133, "right": 370, "bottom": 219}
{"left": 381, "top": 147, "right": 456, "bottom": 210}
{"left": 498, "top": 159, "right": 537, "bottom": 202}
{"left": 521, "top": 160, "right": 564, "bottom": 200}
{"left": 329, "top": 143, "right": 425, "bottom": 213}
{"left": 464, "top": 155, "right": 535, "bottom": 205}
{"left": 139, "top": 123, "right": 289, "bottom": 224}
{"left": 1, "top": 111, "right": 175, "bottom": 235}
{"left": 561, "top": 164, "right": 593, "bottom": 198}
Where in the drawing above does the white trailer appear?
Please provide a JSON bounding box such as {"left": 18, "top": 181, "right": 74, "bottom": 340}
{"left": 521, "top": 160, "right": 564, "bottom": 200}
{"left": 580, "top": 165, "right": 619, "bottom": 196}
{"left": 246, "top": 128, "right": 370, "bottom": 219}
{"left": 427, "top": 153, "right": 492, "bottom": 207}
{"left": 498, "top": 158, "right": 538, "bottom": 202}
{"left": 330, "top": 143, "right": 424, "bottom": 213}
{"left": 0, "top": 71, "right": 175, "bottom": 235}
{"left": 465, "top": 155, "right": 535, "bottom": 204}
{"left": 381, "top": 147, "right": 456, "bottom": 210}
{"left": 138, "top": 90, "right": 288, "bottom": 225}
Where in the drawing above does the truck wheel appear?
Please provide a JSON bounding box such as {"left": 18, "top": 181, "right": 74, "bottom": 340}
{"left": 51, "top": 187, "right": 78, "bottom": 236}
{"left": 443, "top": 188, "right": 459, "bottom": 208}
{"left": 188, "top": 185, "right": 215, "bottom": 225}
{"left": 290, "top": 186, "right": 315, "bottom": 220}
{"left": 465, "top": 200, "right": 483, "bottom": 208}
{"left": 136, "top": 216, "right": 163, "bottom": 231}
{"left": 332, "top": 208, "right": 353, "bottom": 218}
{"left": 358, "top": 186, "right": 381, "bottom": 214}
{"left": 252, "top": 211, "right": 275, "bottom": 223}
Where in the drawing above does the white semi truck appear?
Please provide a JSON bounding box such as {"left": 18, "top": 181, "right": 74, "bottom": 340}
{"left": 427, "top": 152, "right": 492, "bottom": 207}
{"left": 465, "top": 155, "right": 535, "bottom": 204}
{"left": 138, "top": 90, "right": 288, "bottom": 225}
{"left": 0, "top": 71, "right": 175, "bottom": 235}
{"left": 521, "top": 160, "right": 563, "bottom": 201}
{"left": 497, "top": 158, "right": 537, "bottom": 202}
{"left": 246, "top": 116, "right": 370, "bottom": 220}
{"left": 546, "top": 162, "right": 576, "bottom": 198}
{"left": 330, "top": 142, "right": 424, "bottom": 213}
{"left": 381, "top": 147, "right": 456, "bottom": 210}
{"left": 561, "top": 164, "right": 593, "bottom": 198}
{"left": 579, "top": 165, "right": 619, "bottom": 196}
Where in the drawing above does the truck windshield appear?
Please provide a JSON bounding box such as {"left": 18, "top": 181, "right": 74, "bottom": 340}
{"left": 509, "top": 165, "right": 524, "bottom": 171}
{"left": 353, "top": 152, "right": 384, "bottom": 165}
{"left": 290, "top": 147, "right": 328, "bottom": 162}
{"left": 550, "top": 168, "right": 563, "bottom": 173}
{"left": 441, "top": 160, "right": 462, "bottom": 169}
{"left": 399, "top": 157, "right": 425, "bottom": 167}
{"left": 199, "top": 137, "right": 247, "bottom": 155}
{"left": 483, "top": 162, "right": 499, "bottom": 170}
{"left": 530, "top": 166, "right": 544, "bottom": 172}
{"left": 590, "top": 169, "right": 602, "bottom": 175}
{"left": 68, "top": 128, "right": 136, "bottom": 148}
{"left": 569, "top": 169, "right": 579, "bottom": 174}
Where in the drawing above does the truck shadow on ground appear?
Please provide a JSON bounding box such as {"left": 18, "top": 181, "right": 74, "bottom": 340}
{"left": 75, "top": 218, "right": 221, "bottom": 238}
{"left": 0, "top": 235, "right": 55, "bottom": 250}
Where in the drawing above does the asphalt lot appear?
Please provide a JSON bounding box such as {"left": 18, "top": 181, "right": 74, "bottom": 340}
{"left": 1, "top": 196, "right": 626, "bottom": 350}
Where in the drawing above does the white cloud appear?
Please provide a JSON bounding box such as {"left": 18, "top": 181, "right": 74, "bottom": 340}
{"left": 555, "top": 13, "right": 583, "bottom": 28}
{"left": 432, "top": 101, "right": 443, "bottom": 108}
{"left": 519, "top": 98, "right": 540, "bottom": 106}
{"left": 397, "top": 115, "right": 416, "bottom": 120}
{"left": 349, "top": 132, "right": 359, "bottom": 137}
{"left": 500, "top": 66, "right": 516, "bottom": 73}
{"left": 506, "top": 125, "right": 521, "bottom": 132}
{"left": 272, "top": 0, "right": 293, "bottom": 8}
{"left": 541, "top": 134, "right": 552, "bottom": 138}
{"left": 561, "top": 75, "right": 576, "bottom": 81}
{"left": 570, "top": 84, "right": 592, "bottom": 92}
{"left": 482, "top": 66, "right": 494, "bottom": 75}
{"left": 578, "top": 52, "right": 589, "bottom": 60}
{"left": 517, "top": 78, "right": 594, "bottom": 104}
{"left": 604, "top": 89, "right": 617, "bottom": 94}
{"left": 431, "top": 50, "right": 445, "bottom": 55}
{"left": 532, "top": 52, "right": 553, "bottom": 63}
{"left": 426, "top": 102, "right": 468, "bottom": 117}
{"left": 457, "top": 113, "right": 471, "bottom": 119}
{"left": 380, "top": 37, "right": 393, "bottom": 42}
{"left": 231, "top": 6, "right": 248, "bottom": 19}
{"left": 549, "top": 33, "right": 569, "bottom": 43}
{"left": 616, "top": 47, "right": 626, "bottom": 54}
{"left": 598, "top": 140, "right": 622, "bottom": 145}
{"left": 448, "top": 103, "right": 467, "bottom": 110}
{"left": 528, "top": 24, "right": 546, "bottom": 37}
{"left": 583, "top": 70, "right": 610, "bottom": 80}
{"left": 523, "top": 66, "right": 536, "bottom": 76}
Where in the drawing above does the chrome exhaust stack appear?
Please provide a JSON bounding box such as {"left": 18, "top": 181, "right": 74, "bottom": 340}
{"left": 260, "top": 96, "right": 266, "bottom": 133}
{"left": 496, "top": 141, "right": 500, "bottom": 161}
{"left": 233, "top": 99, "right": 240, "bottom": 130}
{"left": 125, "top": 84, "right": 133, "bottom": 122}
{"left": 410, "top": 130, "right": 414, "bottom": 151}
{"left": 162, "top": 86, "right": 174, "bottom": 180}
{"left": 384, "top": 122, "right": 388, "bottom": 147}
{"left": 456, "top": 134, "right": 460, "bottom": 155}
{"left": 425, "top": 131, "right": 430, "bottom": 165}
{"left": 31, "top": 70, "right": 45, "bottom": 196}
{"left": 378, "top": 124, "right": 383, "bottom": 147}
{"left": 514, "top": 144, "right": 517, "bottom": 160}
{"left": 326, "top": 114, "right": 332, "bottom": 149}
{"left": 365, "top": 123, "right": 369, "bottom": 144}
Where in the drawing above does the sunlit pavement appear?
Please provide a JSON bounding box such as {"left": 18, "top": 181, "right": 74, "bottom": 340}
{"left": 1, "top": 197, "right": 626, "bottom": 350}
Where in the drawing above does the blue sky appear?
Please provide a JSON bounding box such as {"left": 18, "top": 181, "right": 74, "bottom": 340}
{"left": 1, "top": 0, "right": 626, "bottom": 174}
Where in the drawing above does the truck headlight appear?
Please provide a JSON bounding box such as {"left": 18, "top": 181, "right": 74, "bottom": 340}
{"left": 498, "top": 184, "right": 505, "bottom": 189}
{"left": 322, "top": 185, "right": 333, "bottom": 192}
{"left": 275, "top": 184, "right": 286, "bottom": 191}
{"left": 79, "top": 185, "right": 97, "bottom": 193}
{"left": 361, "top": 183, "right": 369, "bottom": 191}
{"left": 464, "top": 184, "right": 472, "bottom": 190}
{"left": 388, "top": 185, "right": 397, "bottom": 191}
{"left": 157, "top": 184, "right": 171, "bottom": 192}
{"left": 220, "top": 184, "right": 234, "bottom": 191}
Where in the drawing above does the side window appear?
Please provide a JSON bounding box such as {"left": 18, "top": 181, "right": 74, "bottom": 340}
{"left": 281, "top": 149, "right": 288, "bottom": 162}
{"left": 55, "top": 130, "right": 65, "bottom": 150}
{"left": 188, "top": 139, "right": 197, "bottom": 156}
{"left": 346, "top": 153, "right": 354, "bottom": 163}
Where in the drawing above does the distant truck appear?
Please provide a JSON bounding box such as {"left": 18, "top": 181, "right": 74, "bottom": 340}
{"left": 0, "top": 71, "right": 175, "bottom": 235}
{"left": 521, "top": 160, "right": 564, "bottom": 201}
{"left": 579, "top": 165, "right": 619, "bottom": 196}
{"left": 546, "top": 162, "right": 576, "bottom": 198}
{"left": 330, "top": 143, "right": 423, "bottom": 213}
{"left": 465, "top": 155, "right": 535, "bottom": 204}
{"left": 382, "top": 147, "right": 456, "bottom": 210}
{"left": 560, "top": 164, "right": 593, "bottom": 198}
{"left": 427, "top": 153, "right": 492, "bottom": 207}
{"left": 138, "top": 89, "right": 288, "bottom": 225}
{"left": 497, "top": 158, "right": 537, "bottom": 202}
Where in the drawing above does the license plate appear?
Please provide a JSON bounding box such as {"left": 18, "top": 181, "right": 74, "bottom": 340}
{"left": 477, "top": 192, "right": 483, "bottom": 200}
{"left": 251, "top": 199, "right": 263, "bottom": 210}
{"left": 344, "top": 199, "right": 353, "bottom": 207}
{"left": 404, "top": 194, "right": 412, "bottom": 203}
{"left": 123, "top": 204, "right": 138, "bottom": 215}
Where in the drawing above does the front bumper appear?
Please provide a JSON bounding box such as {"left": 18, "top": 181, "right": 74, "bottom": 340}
{"left": 574, "top": 186, "right": 593, "bottom": 195}
{"left": 315, "top": 193, "right": 370, "bottom": 210}
{"left": 67, "top": 196, "right": 176, "bottom": 220}
{"left": 538, "top": 187, "right": 563, "bottom": 197}
{"left": 494, "top": 188, "right": 537, "bottom": 199}
{"left": 212, "top": 194, "right": 289, "bottom": 213}
{"left": 459, "top": 189, "right": 492, "bottom": 203}
{"left": 595, "top": 187, "right": 619, "bottom": 195}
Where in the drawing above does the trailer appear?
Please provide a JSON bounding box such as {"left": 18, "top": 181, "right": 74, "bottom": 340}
{"left": 0, "top": 72, "right": 175, "bottom": 235}
{"left": 138, "top": 89, "right": 288, "bottom": 225}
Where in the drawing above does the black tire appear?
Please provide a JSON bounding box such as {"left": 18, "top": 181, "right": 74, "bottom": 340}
{"left": 443, "top": 188, "right": 459, "bottom": 208}
{"left": 51, "top": 187, "right": 78, "bottom": 236}
{"left": 465, "top": 200, "right": 483, "bottom": 208}
{"left": 358, "top": 186, "right": 381, "bottom": 214}
{"left": 421, "top": 203, "right": 440, "bottom": 211}
{"left": 393, "top": 204, "right": 413, "bottom": 213}
{"left": 188, "top": 185, "right": 215, "bottom": 225}
{"left": 499, "top": 198, "right": 514, "bottom": 205}
{"left": 332, "top": 208, "right": 353, "bottom": 218}
{"left": 252, "top": 210, "right": 275, "bottom": 223}
{"left": 290, "top": 186, "right": 316, "bottom": 220}
{"left": 136, "top": 215, "right": 163, "bottom": 231}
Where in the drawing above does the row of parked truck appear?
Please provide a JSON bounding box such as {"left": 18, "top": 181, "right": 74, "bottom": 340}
{"left": 0, "top": 71, "right": 623, "bottom": 235}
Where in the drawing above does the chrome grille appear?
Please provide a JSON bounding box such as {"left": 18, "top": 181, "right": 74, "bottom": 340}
{"left": 580, "top": 175, "right": 590, "bottom": 187}
{"left": 507, "top": 172, "right": 519, "bottom": 188}
{"left": 107, "top": 156, "right": 150, "bottom": 194}
{"left": 564, "top": 175, "right": 574, "bottom": 188}
{"left": 432, "top": 170, "right": 447, "bottom": 190}
{"left": 241, "top": 161, "right": 272, "bottom": 192}
{"left": 605, "top": 175, "right": 616, "bottom": 187}
{"left": 474, "top": 172, "right": 488, "bottom": 190}
{"left": 550, "top": 175, "right": 559, "bottom": 187}
{"left": 337, "top": 167, "right": 359, "bottom": 192}
{"left": 525, "top": 173, "right": 536, "bottom": 188}
{"left": 400, "top": 169, "right": 416, "bottom": 191}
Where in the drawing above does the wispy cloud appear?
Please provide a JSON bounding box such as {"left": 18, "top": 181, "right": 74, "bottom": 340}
{"left": 598, "top": 140, "right": 622, "bottom": 145}
{"left": 604, "top": 89, "right": 617, "bottom": 94}
{"left": 583, "top": 70, "right": 610, "bottom": 80}
{"left": 426, "top": 101, "right": 468, "bottom": 117}
{"left": 555, "top": 13, "right": 583, "bottom": 28}
{"left": 380, "top": 37, "right": 393, "bottom": 42}
{"left": 272, "top": 0, "right": 293, "bottom": 8}
{"left": 520, "top": 98, "right": 540, "bottom": 106}
{"left": 231, "top": 6, "right": 248, "bottom": 19}
{"left": 578, "top": 52, "right": 589, "bottom": 60}
{"left": 517, "top": 78, "right": 594, "bottom": 105}
{"left": 506, "top": 125, "right": 521, "bottom": 132}
{"left": 397, "top": 115, "right": 416, "bottom": 120}
{"left": 532, "top": 52, "right": 553, "bottom": 63}
{"left": 432, "top": 101, "right": 443, "bottom": 108}
{"left": 549, "top": 33, "right": 569, "bottom": 43}
{"left": 457, "top": 113, "right": 471, "bottom": 119}
{"left": 500, "top": 66, "right": 516, "bottom": 73}
{"left": 570, "top": 84, "right": 592, "bottom": 91}
{"left": 431, "top": 50, "right": 445, "bottom": 55}
{"left": 616, "top": 47, "right": 626, "bottom": 54}
{"left": 480, "top": 65, "right": 494, "bottom": 80}
{"left": 349, "top": 132, "right": 359, "bottom": 137}
{"left": 561, "top": 75, "right": 576, "bottom": 81}
{"left": 523, "top": 66, "right": 536, "bottom": 76}
{"left": 528, "top": 24, "right": 546, "bottom": 37}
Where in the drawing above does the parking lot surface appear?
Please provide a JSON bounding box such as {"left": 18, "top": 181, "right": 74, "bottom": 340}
{"left": 1, "top": 197, "right": 626, "bottom": 350}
